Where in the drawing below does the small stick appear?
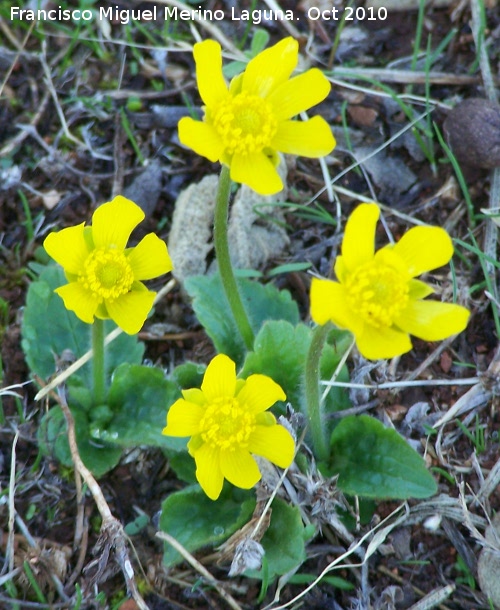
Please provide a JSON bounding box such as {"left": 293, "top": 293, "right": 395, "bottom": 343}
{"left": 39, "top": 43, "right": 86, "bottom": 149}
{"left": 156, "top": 531, "right": 243, "bottom": 610}
{"left": 6, "top": 431, "right": 20, "bottom": 573}
{"left": 56, "top": 387, "right": 149, "bottom": 610}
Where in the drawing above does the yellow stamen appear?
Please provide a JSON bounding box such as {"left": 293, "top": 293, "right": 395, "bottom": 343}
{"left": 211, "top": 92, "right": 278, "bottom": 156}
{"left": 199, "top": 398, "right": 255, "bottom": 451}
{"left": 345, "top": 260, "right": 409, "bottom": 328}
{"left": 79, "top": 248, "right": 134, "bottom": 302}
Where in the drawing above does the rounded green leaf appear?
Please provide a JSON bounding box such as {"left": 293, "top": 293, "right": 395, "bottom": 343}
{"left": 21, "top": 265, "right": 144, "bottom": 386}
{"left": 105, "top": 364, "right": 183, "bottom": 451}
{"left": 240, "top": 320, "right": 351, "bottom": 419}
{"left": 160, "top": 486, "right": 255, "bottom": 566}
{"left": 329, "top": 415, "right": 437, "bottom": 499}
{"left": 37, "top": 404, "right": 122, "bottom": 478}
{"left": 184, "top": 272, "right": 299, "bottom": 365}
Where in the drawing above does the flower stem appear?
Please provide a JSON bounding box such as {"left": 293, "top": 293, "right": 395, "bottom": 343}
{"left": 305, "top": 324, "right": 331, "bottom": 463}
{"left": 92, "top": 319, "right": 106, "bottom": 405}
{"left": 214, "top": 165, "right": 255, "bottom": 351}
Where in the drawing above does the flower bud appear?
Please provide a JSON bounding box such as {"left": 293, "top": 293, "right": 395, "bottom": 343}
{"left": 443, "top": 98, "right": 500, "bottom": 169}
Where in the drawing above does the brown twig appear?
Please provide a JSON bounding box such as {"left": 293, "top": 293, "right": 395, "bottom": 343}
{"left": 55, "top": 387, "right": 150, "bottom": 610}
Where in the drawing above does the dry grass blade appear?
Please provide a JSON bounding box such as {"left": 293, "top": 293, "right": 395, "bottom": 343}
{"left": 156, "top": 531, "right": 244, "bottom": 610}
{"left": 0, "top": 21, "right": 35, "bottom": 98}
{"left": 265, "top": 504, "right": 408, "bottom": 609}
{"left": 407, "top": 584, "right": 455, "bottom": 610}
{"left": 262, "top": 0, "right": 302, "bottom": 38}
{"left": 476, "top": 456, "right": 500, "bottom": 504}
{"left": 331, "top": 66, "right": 494, "bottom": 86}
{"left": 152, "top": 0, "right": 242, "bottom": 54}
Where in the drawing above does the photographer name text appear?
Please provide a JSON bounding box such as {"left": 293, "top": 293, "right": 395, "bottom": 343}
{"left": 10, "top": 5, "right": 388, "bottom": 25}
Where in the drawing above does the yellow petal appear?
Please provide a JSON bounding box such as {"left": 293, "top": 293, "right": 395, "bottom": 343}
{"left": 356, "top": 324, "right": 412, "bottom": 360}
{"left": 163, "top": 398, "right": 204, "bottom": 437}
{"left": 55, "top": 282, "right": 99, "bottom": 324}
{"left": 105, "top": 288, "right": 156, "bottom": 334}
{"left": 394, "top": 300, "right": 470, "bottom": 341}
{"left": 201, "top": 354, "right": 236, "bottom": 402}
{"left": 255, "top": 412, "right": 277, "bottom": 427}
{"left": 310, "top": 278, "right": 364, "bottom": 336}
{"left": 127, "top": 233, "right": 173, "bottom": 280}
{"left": 334, "top": 255, "right": 348, "bottom": 283}
{"left": 193, "top": 40, "right": 228, "bottom": 107}
{"left": 392, "top": 226, "right": 453, "bottom": 277}
{"left": 193, "top": 443, "right": 224, "bottom": 500}
{"left": 248, "top": 424, "right": 295, "bottom": 468}
{"left": 408, "top": 279, "right": 434, "bottom": 299}
{"left": 342, "top": 203, "right": 379, "bottom": 272}
{"left": 236, "top": 375, "right": 285, "bottom": 414}
{"left": 272, "top": 116, "right": 335, "bottom": 157}
{"left": 268, "top": 68, "right": 331, "bottom": 120}
{"left": 44, "top": 223, "right": 90, "bottom": 275}
{"left": 220, "top": 448, "right": 261, "bottom": 489}
{"left": 374, "top": 246, "right": 411, "bottom": 276}
{"left": 178, "top": 117, "right": 224, "bottom": 162}
{"left": 182, "top": 388, "right": 206, "bottom": 406}
{"left": 187, "top": 434, "right": 203, "bottom": 455}
{"left": 92, "top": 196, "right": 144, "bottom": 250}
{"left": 242, "top": 37, "right": 298, "bottom": 98}
{"left": 230, "top": 151, "right": 283, "bottom": 195}
{"left": 229, "top": 72, "right": 243, "bottom": 96}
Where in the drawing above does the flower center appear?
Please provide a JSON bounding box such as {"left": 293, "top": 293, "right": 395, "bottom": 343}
{"left": 345, "top": 260, "right": 409, "bottom": 328}
{"left": 199, "top": 397, "right": 255, "bottom": 451}
{"left": 79, "top": 247, "right": 134, "bottom": 302}
{"left": 211, "top": 92, "right": 278, "bottom": 156}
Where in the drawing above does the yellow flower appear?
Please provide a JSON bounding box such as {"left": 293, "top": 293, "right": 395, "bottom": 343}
{"left": 178, "top": 38, "right": 335, "bottom": 195}
{"left": 163, "top": 354, "right": 295, "bottom": 500}
{"left": 310, "top": 203, "right": 470, "bottom": 360}
{"left": 43, "top": 196, "right": 173, "bottom": 334}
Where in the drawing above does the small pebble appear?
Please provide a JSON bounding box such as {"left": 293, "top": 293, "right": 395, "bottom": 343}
{"left": 443, "top": 98, "right": 500, "bottom": 169}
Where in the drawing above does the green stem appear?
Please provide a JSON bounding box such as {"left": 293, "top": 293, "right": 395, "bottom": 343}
{"left": 305, "top": 324, "right": 330, "bottom": 463}
{"left": 214, "top": 165, "right": 255, "bottom": 351}
{"left": 92, "top": 319, "right": 106, "bottom": 405}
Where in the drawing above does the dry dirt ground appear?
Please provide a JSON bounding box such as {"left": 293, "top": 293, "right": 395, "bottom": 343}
{"left": 1, "top": 1, "right": 500, "bottom": 609}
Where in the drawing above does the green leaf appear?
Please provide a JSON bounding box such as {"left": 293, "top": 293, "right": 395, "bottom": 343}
{"left": 103, "top": 364, "right": 183, "bottom": 451}
{"left": 240, "top": 321, "right": 351, "bottom": 419}
{"left": 166, "top": 451, "right": 197, "bottom": 484}
{"left": 223, "top": 60, "right": 246, "bottom": 79}
{"left": 160, "top": 486, "right": 255, "bottom": 566}
{"left": 37, "top": 364, "right": 185, "bottom": 478}
{"left": 171, "top": 361, "right": 206, "bottom": 390}
{"left": 288, "top": 573, "right": 354, "bottom": 590}
{"left": 21, "top": 265, "right": 144, "bottom": 385}
{"left": 250, "top": 29, "right": 271, "bottom": 55}
{"left": 266, "top": 262, "right": 312, "bottom": 277}
{"left": 37, "top": 403, "right": 122, "bottom": 478}
{"left": 329, "top": 415, "right": 438, "bottom": 499}
{"left": 184, "top": 273, "right": 299, "bottom": 365}
{"left": 124, "top": 514, "right": 149, "bottom": 536}
{"left": 251, "top": 498, "right": 308, "bottom": 579}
